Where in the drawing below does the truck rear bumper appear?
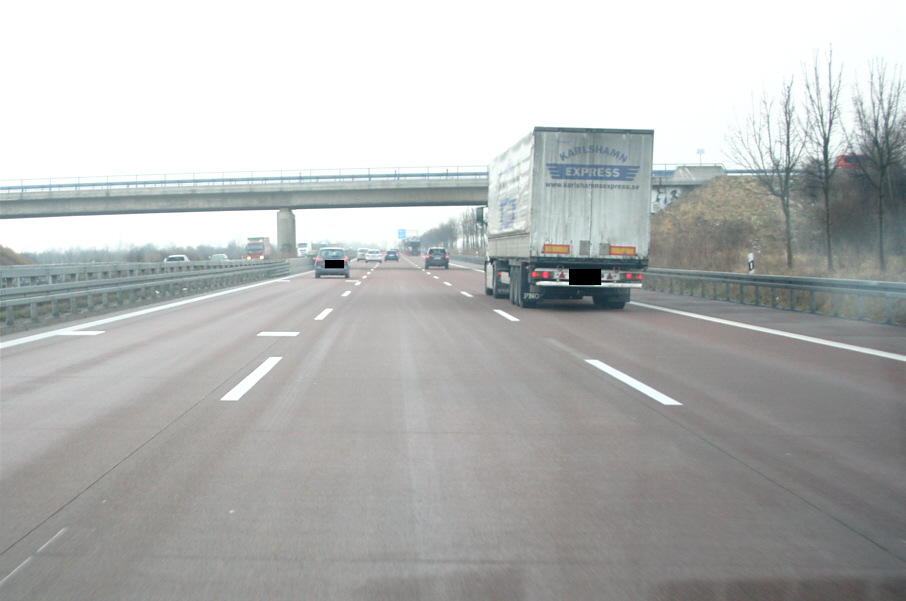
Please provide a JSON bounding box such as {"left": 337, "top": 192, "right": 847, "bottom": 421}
{"left": 534, "top": 282, "right": 642, "bottom": 289}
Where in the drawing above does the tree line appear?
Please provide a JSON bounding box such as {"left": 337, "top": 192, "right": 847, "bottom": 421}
{"left": 16, "top": 240, "right": 249, "bottom": 265}
{"left": 419, "top": 208, "right": 485, "bottom": 253}
{"left": 727, "top": 50, "right": 905, "bottom": 272}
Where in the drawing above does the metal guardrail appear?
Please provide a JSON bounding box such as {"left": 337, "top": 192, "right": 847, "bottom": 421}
{"left": 644, "top": 268, "right": 906, "bottom": 326}
{"left": 0, "top": 166, "right": 490, "bottom": 194}
{"left": 0, "top": 261, "right": 290, "bottom": 331}
{"left": 2, "top": 260, "right": 247, "bottom": 289}
{"left": 454, "top": 257, "right": 905, "bottom": 325}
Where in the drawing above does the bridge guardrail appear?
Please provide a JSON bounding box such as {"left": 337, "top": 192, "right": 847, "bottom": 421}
{"left": 1, "top": 261, "right": 290, "bottom": 331}
{"left": 0, "top": 166, "right": 490, "bottom": 194}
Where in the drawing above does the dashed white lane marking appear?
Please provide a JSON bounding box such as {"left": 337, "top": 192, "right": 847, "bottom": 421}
{"left": 461, "top": 291, "right": 474, "bottom": 298}
{"left": 257, "top": 332, "right": 299, "bottom": 337}
{"left": 37, "top": 528, "right": 68, "bottom": 553}
{"left": 221, "top": 357, "right": 282, "bottom": 401}
{"left": 631, "top": 301, "right": 906, "bottom": 363}
{"left": 342, "top": 291, "right": 352, "bottom": 297}
{"left": 443, "top": 282, "right": 452, "bottom": 286}
{"left": 586, "top": 359, "right": 683, "bottom": 406}
{"left": 59, "top": 331, "right": 105, "bottom": 336}
{"left": 0, "top": 556, "right": 32, "bottom": 588}
{"left": 314, "top": 308, "right": 333, "bottom": 321}
{"left": 494, "top": 310, "right": 520, "bottom": 322}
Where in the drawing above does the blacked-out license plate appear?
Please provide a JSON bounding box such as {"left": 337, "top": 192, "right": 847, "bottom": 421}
{"left": 569, "top": 269, "right": 602, "bottom": 285}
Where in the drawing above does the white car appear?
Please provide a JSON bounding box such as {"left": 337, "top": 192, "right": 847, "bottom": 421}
{"left": 356, "top": 248, "right": 369, "bottom": 262}
{"left": 365, "top": 249, "right": 383, "bottom": 262}
{"left": 163, "top": 254, "right": 190, "bottom": 263}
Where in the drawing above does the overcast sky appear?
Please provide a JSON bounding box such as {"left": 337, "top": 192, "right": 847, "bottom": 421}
{"left": 2, "top": 0, "right": 904, "bottom": 254}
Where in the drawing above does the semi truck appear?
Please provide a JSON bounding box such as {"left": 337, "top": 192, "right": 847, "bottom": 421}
{"left": 481, "top": 127, "right": 653, "bottom": 309}
{"left": 246, "top": 236, "right": 272, "bottom": 260}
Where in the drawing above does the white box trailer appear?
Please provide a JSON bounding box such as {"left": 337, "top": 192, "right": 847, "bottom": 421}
{"left": 482, "top": 127, "right": 653, "bottom": 308}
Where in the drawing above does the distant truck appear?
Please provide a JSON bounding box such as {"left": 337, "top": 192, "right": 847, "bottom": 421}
{"left": 246, "top": 237, "right": 272, "bottom": 260}
{"left": 403, "top": 237, "right": 421, "bottom": 256}
{"left": 481, "top": 127, "right": 653, "bottom": 309}
{"left": 297, "top": 242, "right": 320, "bottom": 257}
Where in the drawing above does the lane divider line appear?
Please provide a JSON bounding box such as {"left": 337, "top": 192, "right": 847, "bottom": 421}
{"left": 37, "top": 528, "right": 68, "bottom": 553}
{"left": 221, "top": 356, "right": 282, "bottom": 401}
{"left": 460, "top": 291, "right": 474, "bottom": 298}
{"left": 586, "top": 359, "right": 683, "bottom": 406}
{"left": 0, "top": 556, "right": 32, "bottom": 588}
{"left": 631, "top": 301, "right": 906, "bottom": 363}
{"left": 494, "top": 309, "right": 520, "bottom": 322}
{"left": 314, "top": 308, "right": 333, "bottom": 321}
{"left": 342, "top": 291, "right": 352, "bottom": 297}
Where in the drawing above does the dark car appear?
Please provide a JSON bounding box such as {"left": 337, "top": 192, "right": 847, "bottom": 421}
{"left": 315, "top": 247, "right": 350, "bottom": 278}
{"left": 385, "top": 249, "right": 399, "bottom": 261}
{"left": 424, "top": 247, "right": 449, "bottom": 269}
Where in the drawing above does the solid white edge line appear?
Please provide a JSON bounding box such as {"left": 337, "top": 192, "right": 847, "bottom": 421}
{"left": 314, "top": 308, "right": 333, "bottom": 321}
{"left": 59, "top": 331, "right": 105, "bottom": 336}
{"left": 631, "top": 301, "right": 906, "bottom": 363}
{"left": 221, "top": 356, "right": 282, "bottom": 401}
{"left": 0, "top": 277, "right": 289, "bottom": 350}
{"left": 586, "top": 359, "right": 683, "bottom": 406}
{"left": 494, "top": 309, "right": 520, "bottom": 322}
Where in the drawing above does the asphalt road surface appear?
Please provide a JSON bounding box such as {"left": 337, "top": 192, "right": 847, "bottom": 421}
{"left": 2, "top": 257, "right": 905, "bottom": 600}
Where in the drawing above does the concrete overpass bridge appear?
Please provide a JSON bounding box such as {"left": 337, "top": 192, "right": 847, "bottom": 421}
{"left": 0, "top": 165, "right": 727, "bottom": 254}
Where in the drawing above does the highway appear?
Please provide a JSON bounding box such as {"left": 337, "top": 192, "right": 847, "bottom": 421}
{"left": 2, "top": 257, "right": 905, "bottom": 600}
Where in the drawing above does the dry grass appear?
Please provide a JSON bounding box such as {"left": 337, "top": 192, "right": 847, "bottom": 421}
{"left": 650, "top": 176, "right": 906, "bottom": 283}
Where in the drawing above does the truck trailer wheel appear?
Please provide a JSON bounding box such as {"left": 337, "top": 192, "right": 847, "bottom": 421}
{"left": 492, "top": 263, "right": 508, "bottom": 299}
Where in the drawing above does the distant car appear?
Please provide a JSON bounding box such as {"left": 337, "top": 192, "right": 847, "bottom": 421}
{"left": 315, "top": 247, "right": 350, "bottom": 278}
{"left": 209, "top": 253, "right": 229, "bottom": 261}
{"left": 163, "top": 254, "right": 190, "bottom": 263}
{"left": 384, "top": 249, "right": 399, "bottom": 261}
{"left": 356, "top": 248, "right": 369, "bottom": 262}
{"left": 365, "top": 249, "right": 383, "bottom": 263}
{"left": 424, "top": 247, "right": 449, "bottom": 269}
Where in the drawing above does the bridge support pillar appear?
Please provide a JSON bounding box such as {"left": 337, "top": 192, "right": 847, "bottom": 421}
{"left": 277, "top": 208, "right": 297, "bottom": 258}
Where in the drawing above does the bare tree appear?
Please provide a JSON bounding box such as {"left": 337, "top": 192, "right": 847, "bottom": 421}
{"left": 457, "top": 207, "right": 485, "bottom": 253}
{"left": 802, "top": 47, "right": 844, "bottom": 271}
{"left": 850, "top": 58, "right": 906, "bottom": 272}
{"left": 727, "top": 78, "right": 807, "bottom": 270}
